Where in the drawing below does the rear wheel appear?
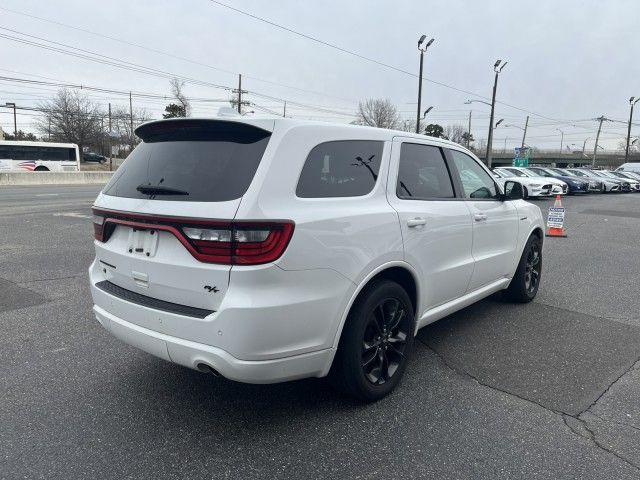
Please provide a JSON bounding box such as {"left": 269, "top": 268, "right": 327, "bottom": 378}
{"left": 503, "top": 235, "right": 542, "bottom": 303}
{"left": 331, "top": 280, "right": 415, "bottom": 402}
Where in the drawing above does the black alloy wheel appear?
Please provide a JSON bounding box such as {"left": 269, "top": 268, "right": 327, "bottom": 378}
{"left": 503, "top": 235, "right": 543, "bottom": 303}
{"left": 524, "top": 243, "right": 541, "bottom": 295}
{"left": 332, "top": 280, "right": 415, "bottom": 402}
{"left": 361, "top": 298, "right": 410, "bottom": 385}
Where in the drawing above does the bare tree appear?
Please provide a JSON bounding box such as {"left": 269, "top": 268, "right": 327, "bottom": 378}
{"left": 170, "top": 78, "right": 190, "bottom": 117}
{"left": 354, "top": 98, "right": 400, "bottom": 129}
{"left": 443, "top": 124, "right": 467, "bottom": 145}
{"left": 398, "top": 119, "right": 416, "bottom": 133}
{"left": 111, "top": 105, "right": 150, "bottom": 153}
{"left": 35, "top": 89, "right": 103, "bottom": 153}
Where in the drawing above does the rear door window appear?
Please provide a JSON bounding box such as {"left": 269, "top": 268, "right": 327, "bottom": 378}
{"left": 396, "top": 143, "right": 454, "bottom": 199}
{"left": 296, "top": 140, "right": 384, "bottom": 198}
{"left": 103, "top": 120, "right": 271, "bottom": 202}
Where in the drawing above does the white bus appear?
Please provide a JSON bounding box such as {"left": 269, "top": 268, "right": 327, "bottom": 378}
{"left": 0, "top": 141, "right": 80, "bottom": 172}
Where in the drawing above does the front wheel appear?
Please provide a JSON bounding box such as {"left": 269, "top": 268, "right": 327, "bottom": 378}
{"left": 503, "top": 235, "right": 542, "bottom": 303}
{"left": 523, "top": 186, "right": 529, "bottom": 199}
{"left": 331, "top": 280, "right": 415, "bottom": 402}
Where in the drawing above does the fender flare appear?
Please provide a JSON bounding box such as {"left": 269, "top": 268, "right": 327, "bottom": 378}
{"left": 320, "top": 260, "right": 421, "bottom": 376}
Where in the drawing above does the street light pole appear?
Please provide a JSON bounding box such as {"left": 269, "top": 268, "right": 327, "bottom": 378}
{"left": 415, "top": 35, "right": 434, "bottom": 134}
{"left": 625, "top": 96, "right": 639, "bottom": 162}
{"left": 5, "top": 102, "right": 17, "bottom": 136}
{"left": 486, "top": 60, "right": 507, "bottom": 168}
{"left": 467, "top": 110, "right": 472, "bottom": 148}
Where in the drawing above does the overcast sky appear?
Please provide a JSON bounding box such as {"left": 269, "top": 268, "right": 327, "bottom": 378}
{"left": 1, "top": 0, "right": 638, "bottom": 151}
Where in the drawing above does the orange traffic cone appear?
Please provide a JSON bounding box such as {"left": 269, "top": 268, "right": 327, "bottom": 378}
{"left": 546, "top": 195, "right": 567, "bottom": 237}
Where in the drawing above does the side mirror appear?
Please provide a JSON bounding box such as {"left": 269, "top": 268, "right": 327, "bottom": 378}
{"left": 503, "top": 180, "right": 524, "bottom": 200}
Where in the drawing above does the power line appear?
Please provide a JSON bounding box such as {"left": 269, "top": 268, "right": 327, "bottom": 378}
{"left": 0, "top": 5, "right": 359, "bottom": 106}
{"left": 204, "top": 0, "right": 596, "bottom": 128}
{"left": 0, "top": 28, "right": 358, "bottom": 118}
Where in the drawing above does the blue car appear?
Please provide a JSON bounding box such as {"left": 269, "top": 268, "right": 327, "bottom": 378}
{"left": 526, "top": 167, "right": 590, "bottom": 194}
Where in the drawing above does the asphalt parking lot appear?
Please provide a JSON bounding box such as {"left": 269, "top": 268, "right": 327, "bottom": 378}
{"left": 1, "top": 186, "right": 639, "bottom": 479}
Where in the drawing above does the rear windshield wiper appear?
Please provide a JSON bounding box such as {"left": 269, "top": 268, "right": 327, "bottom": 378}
{"left": 136, "top": 184, "right": 189, "bottom": 196}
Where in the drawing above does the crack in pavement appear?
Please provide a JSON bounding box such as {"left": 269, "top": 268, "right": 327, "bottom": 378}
{"left": 419, "top": 338, "right": 640, "bottom": 472}
{"left": 577, "top": 357, "right": 640, "bottom": 417}
{"left": 563, "top": 414, "right": 640, "bottom": 473}
{"left": 18, "top": 273, "right": 85, "bottom": 284}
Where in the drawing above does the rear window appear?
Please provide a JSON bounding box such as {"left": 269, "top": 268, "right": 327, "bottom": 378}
{"left": 103, "top": 120, "right": 271, "bottom": 202}
{"left": 296, "top": 140, "right": 383, "bottom": 198}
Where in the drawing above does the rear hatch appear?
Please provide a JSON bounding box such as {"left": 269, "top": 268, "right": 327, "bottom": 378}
{"left": 92, "top": 119, "right": 273, "bottom": 313}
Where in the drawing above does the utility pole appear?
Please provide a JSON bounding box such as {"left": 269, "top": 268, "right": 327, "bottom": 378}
{"left": 108, "top": 103, "right": 113, "bottom": 172}
{"left": 233, "top": 74, "right": 249, "bottom": 115}
{"left": 467, "top": 110, "right": 472, "bottom": 148}
{"left": 283, "top": 101, "right": 286, "bottom": 118}
{"left": 625, "top": 97, "right": 639, "bottom": 162}
{"left": 5, "top": 102, "right": 17, "bottom": 136}
{"left": 415, "top": 35, "right": 434, "bottom": 134}
{"left": 503, "top": 137, "right": 507, "bottom": 153}
{"left": 237, "top": 74, "right": 242, "bottom": 114}
{"left": 486, "top": 60, "right": 508, "bottom": 168}
{"left": 129, "top": 91, "right": 133, "bottom": 141}
{"left": 557, "top": 128, "right": 564, "bottom": 155}
{"left": 592, "top": 116, "right": 606, "bottom": 167}
{"left": 520, "top": 115, "right": 529, "bottom": 150}
{"left": 48, "top": 118, "right": 51, "bottom": 140}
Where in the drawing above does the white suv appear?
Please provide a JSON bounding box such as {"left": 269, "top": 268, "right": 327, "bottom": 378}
{"left": 90, "top": 118, "right": 544, "bottom": 401}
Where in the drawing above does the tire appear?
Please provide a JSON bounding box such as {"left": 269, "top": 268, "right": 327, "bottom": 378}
{"left": 503, "top": 235, "right": 542, "bottom": 303}
{"left": 34, "top": 166, "right": 49, "bottom": 172}
{"left": 331, "top": 279, "right": 415, "bottom": 402}
{"left": 523, "top": 186, "right": 529, "bottom": 199}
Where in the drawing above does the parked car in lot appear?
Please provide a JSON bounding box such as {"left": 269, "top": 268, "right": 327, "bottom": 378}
{"left": 89, "top": 117, "right": 545, "bottom": 401}
{"left": 493, "top": 168, "right": 551, "bottom": 199}
{"left": 495, "top": 166, "right": 567, "bottom": 195}
{"left": 547, "top": 167, "right": 604, "bottom": 193}
{"left": 493, "top": 167, "right": 553, "bottom": 198}
{"left": 616, "top": 162, "right": 640, "bottom": 174}
{"left": 527, "top": 167, "right": 590, "bottom": 194}
{"left": 566, "top": 168, "right": 623, "bottom": 193}
{"left": 83, "top": 152, "right": 107, "bottom": 164}
{"left": 603, "top": 170, "right": 640, "bottom": 191}
{"left": 581, "top": 169, "right": 632, "bottom": 192}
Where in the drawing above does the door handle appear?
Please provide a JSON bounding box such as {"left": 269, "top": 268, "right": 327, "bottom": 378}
{"left": 407, "top": 217, "right": 427, "bottom": 227}
{"left": 473, "top": 213, "right": 488, "bottom": 222}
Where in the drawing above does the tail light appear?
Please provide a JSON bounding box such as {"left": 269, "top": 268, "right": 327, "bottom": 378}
{"left": 92, "top": 208, "right": 294, "bottom": 265}
{"left": 183, "top": 224, "right": 294, "bottom": 265}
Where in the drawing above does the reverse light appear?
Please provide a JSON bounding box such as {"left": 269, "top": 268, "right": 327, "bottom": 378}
{"left": 92, "top": 213, "right": 105, "bottom": 241}
{"left": 183, "top": 227, "right": 232, "bottom": 242}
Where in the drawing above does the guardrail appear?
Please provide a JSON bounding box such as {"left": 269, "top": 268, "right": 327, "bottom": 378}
{"left": 0, "top": 172, "right": 114, "bottom": 186}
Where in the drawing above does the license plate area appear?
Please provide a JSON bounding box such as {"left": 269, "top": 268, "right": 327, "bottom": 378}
{"left": 126, "top": 227, "right": 159, "bottom": 258}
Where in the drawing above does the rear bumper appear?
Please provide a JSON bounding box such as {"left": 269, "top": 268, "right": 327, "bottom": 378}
{"left": 89, "top": 258, "right": 354, "bottom": 383}
{"left": 94, "top": 305, "right": 334, "bottom": 383}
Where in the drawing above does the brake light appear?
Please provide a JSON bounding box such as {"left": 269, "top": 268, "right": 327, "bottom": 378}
{"left": 92, "top": 208, "right": 294, "bottom": 266}
{"left": 182, "top": 223, "right": 294, "bottom": 265}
